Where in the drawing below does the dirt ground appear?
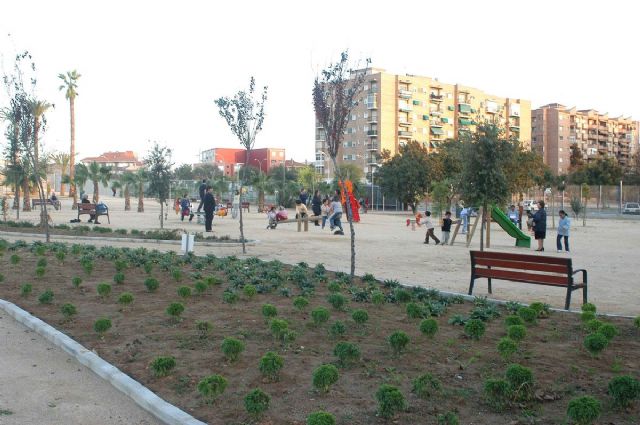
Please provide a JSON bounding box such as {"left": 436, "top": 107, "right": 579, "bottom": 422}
{"left": 0, "top": 246, "right": 638, "bottom": 425}
{"left": 4, "top": 195, "right": 639, "bottom": 316}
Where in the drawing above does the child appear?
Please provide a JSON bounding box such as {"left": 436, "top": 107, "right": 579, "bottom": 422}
{"left": 557, "top": 209, "right": 570, "bottom": 253}
{"left": 321, "top": 198, "right": 331, "bottom": 229}
{"left": 423, "top": 211, "right": 440, "bottom": 245}
{"left": 295, "top": 199, "right": 308, "bottom": 219}
{"left": 266, "top": 205, "right": 278, "bottom": 229}
{"left": 180, "top": 194, "right": 194, "bottom": 222}
{"left": 441, "top": 211, "right": 452, "bottom": 245}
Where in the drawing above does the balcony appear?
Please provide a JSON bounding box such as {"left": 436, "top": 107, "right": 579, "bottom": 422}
{"left": 367, "top": 116, "right": 378, "bottom": 124}
{"left": 398, "top": 105, "right": 413, "bottom": 112}
{"left": 430, "top": 121, "right": 443, "bottom": 128}
{"left": 399, "top": 120, "right": 412, "bottom": 127}
{"left": 430, "top": 127, "right": 445, "bottom": 136}
{"left": 447, "top": 105, "right": 455, "bottom": 111}
{"left": 430, "top": 94, "right": 444, "bottom": 102}
{"left": 365, "top": 94, "right": 378, "bottom": 110}
{"left": 315, "top": 135, "right": 326, "bottom": 142}
{"left": 509, "top": 125, "right": 520, "bottom": 131}
{"left": 458, "top": 103, "right": 472, "bottom": 114}
{"left": 398, "top": 130, "right": 413, "bottom": 138}
{"left": 366, "top": 155, "right": 379, "bottom": 165}
{"left": 367, "top": 130, "right": 378, "bottom": 136}
{"left": 365, "top": 142, "right": 378, "bottom": 151}
{"left": 430, "top": 110, "right": 442, "bottom": 116}
{"left": 441, "top": 117, "right": 450, "bottom": 123}
{"left": 398, "top": 89, "right": 412, "bottom": 99}
{"left": 459, "top": 118, "right": 473, "bottom": 126}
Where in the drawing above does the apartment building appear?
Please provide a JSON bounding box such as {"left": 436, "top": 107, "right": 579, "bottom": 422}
{"left": 80, "top": 151, "right": 143, "bottom": 174}
{"left": 531, "top": 104, "right": 639, "bottom": 175}
{"left": 314, "top": 67, "right": 531, "bottom": 182}
{"left": 200, "top": 147, "right": 286, "bottom": 176}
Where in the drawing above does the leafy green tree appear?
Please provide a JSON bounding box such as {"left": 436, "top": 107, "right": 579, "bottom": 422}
{"left": 86, "top": 161, "right": 112, "bottom": 203}
{"left": 58, "top": 70, "right": 81, "bottom": 204}
{"left": 377, "top": 141, "right": 440, "bottom": 214}
{"left": 144, "top": 143, "right": 173, "bottom": 228}
{"left": 192, "top": 163, "right": 222, "bottom": 181}
{"left": 459, "top": 123, "right": 515, "bottom": 250}
{"left": 135, "top": 168, "right": 149, "bottom": 212}
{"left": 215, "top": 77, "right": 268, "bottom": 254}
{"left": 118, "top": 172, "right": 138, "bottom": 211}
{"left": 507, "top": 147, "right": 548, "bottom": 203}
{"left": 569, "top": 157, "right": 623, "bottom": 185}
{"left": 50, "top": 152, "right": 70, "bottom": 196}
{"left": 173, "top": 164, "right": 194, "bottom": 180}
{"left": 313, "top": 51, "right": 369, "bottom": 280}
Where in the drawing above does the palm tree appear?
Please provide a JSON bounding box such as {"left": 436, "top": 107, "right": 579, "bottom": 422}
{"left": 135, "top": 168, "right": 149, "bottom": 212}
{"left": 50, "top": 152, "right": 70, "bottom": 196}
{"left": 86, "top": 161, "right": 112, "bottom": 203}
{"left": 0, "top": 107, "right": 22, "bottom": 213}
{"left": 29, "top": 99, "right": 52, "bottom": 166}
{"left": 119, "top": 172, "right": 138, "bottom": 211}
{"left": 58, "top": 70, "right": 81, "bottom": 206}
{"left": 62, "top": 163, "right": 89, "bottom": 207}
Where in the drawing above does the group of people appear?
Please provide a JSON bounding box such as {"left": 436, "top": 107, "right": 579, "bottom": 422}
{"left": 414, "top": 210, "right": 453, "bottom": 246}
{"left": 527, "top": 200, "right": 571, "bottom": 253}
{"left": 266, "top": 188, "right": 345, "bottom": 235}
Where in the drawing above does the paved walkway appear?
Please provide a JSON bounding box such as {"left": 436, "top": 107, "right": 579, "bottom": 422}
{"left": 0, "top": 312, "right": 160, "bottom": 425}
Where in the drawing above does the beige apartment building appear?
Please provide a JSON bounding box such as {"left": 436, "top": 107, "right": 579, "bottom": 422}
{"left": 531, "top": 104, "right": 639, "bottom": 175}
{"left": 314, "top": 67, "right": 531, "bottom": 182}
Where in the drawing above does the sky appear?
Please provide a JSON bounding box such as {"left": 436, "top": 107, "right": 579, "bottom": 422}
{"left": 1, "top": 0, "right": 638, "bottom": 167}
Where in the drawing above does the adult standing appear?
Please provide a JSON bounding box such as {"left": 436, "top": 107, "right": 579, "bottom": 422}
{"left": 203, "top": 186, "right": 215, "bottom": 232}
{"left": 311, "top": 190, "right": 322, "bottom": 226}
{"left": 196, "top": 179, "right": 207, "bottom": 213}
{"left": 557, "top": 209, "right": 570, "bottom": 253}
{"left": 532, "top": 200, "right": 547, "bottom": 251}
{"left": 299, "top": 188, "right": 309, "bottom": 206}
{"left": 232, "top": 190, "right": 240, "bottom": 219}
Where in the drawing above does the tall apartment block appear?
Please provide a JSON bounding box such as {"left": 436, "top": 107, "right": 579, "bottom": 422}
{"left": 314, "top": 67, "right": 531, "bottom": 182}
{"left": 531, "top": 104, "right": 639, "bottom": 175}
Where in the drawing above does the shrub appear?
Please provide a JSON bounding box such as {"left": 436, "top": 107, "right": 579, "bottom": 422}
{"left": 437, "top": 411, "right": 460, "bottom": 425}
{"left": 419, "top": 318, "right": 438, "bottom": 338}
{"left": 585, "top": 319, "right": 603, "bottom": 333}
{"left": 72, "top": 276, "right": 82, "bottom": 288}
{"left": 394, "top": 288, "right": 412, "bottom": 303}
{"left": 306, "top": 411, "right": 335, "bottom": 425}
{"left": 197, "top": 374, "right": 227, "bottom": 403}
{"left": 581, "top": 311, "right": 596, "bottom": 323}
{"left": 312, "top": 364, "right": 339, "bottom": 393}
{"left": 171, "top": 268, "right": 183, "bottom": 282}
{"left": 166, "top": 302, "right": 185, "bottom": 321}
{"left": 634, "top": 316, "right": 640, "bottom": 329}
{"left": 35, "top": 266, "right": 46, "bottom": 278}
{"left": 195, "top": 320, "right": 213, "bottom": 338}
{"left": 114, "top": 228, "right": 128, "bottom": 235}
{"left": 375, "top": 384, "right": 407, "bottom": 419}
{"left": 529, "top": 301, "right": 550, "bottom": 318}
{"left": 82, "top": 261, "right": 94, "bottom": 276}
{"left": 566, "top": 396, "right": 601, "bottom": 425}
{"left": 244, "top": 388, "right": 270, "bottom": 417}
{"left": 143, "top": 262, "right": 153, "bottom": 274}
{"left": 608, "top": 375, "right": 640, "bottom": 408}
{"left": 406, "top": 302, "right": 424, "bottom": 319}
{"left": 221, "top": 337, "right": 244, "bottom": 362}
{"left": 464, "top": 319, "right": 486, "bottom": 340}
{"left": 517, "top": 307, "right": 537, "bottom": 325}
{"left": 293, "top": 296, "right": 309, "bottom": 311}
{"left": 506, "top": 364, "right": 534, "bottom": 401}
{"left": 327, "top": 293, "right": 348, "bottom": 310}
{"left": 329, "top": 321, "right": 346, "bottom": 338}
{"left": 497, "top": 337, "right": 518, "bottom": 360}
{"left": 37, "top": 258, "right": 47, "bottom": 267}
{"left": 113, "top": 272, "right": 125, "bottom": 284}
{"left": 351, "top": 309, "right": 369, "bottom": 326}
{"left": 194, "top": 280, "right": 208, "bottom": 295}
{"left": 412, "top": 373, "right": 442, "bottom": 399}
{"left": 584, "top": 333, "right": 608, "bottom": 357}
{"left": 21, "top": 283, "right": 32, "bottom": 297}
{"left": 504, "top": 315, "right": 524, "bottom": 327}
{"left": 150, "top": 356, "right": 176, "bottom": 377}
{"left": 507, "top": 324, "right": 526, "bottom": 342}
{"left": 118, "top": 292, "right": 134, "bottom": 307}
{"left": 270, "top": 318, "right": 289, "bottom": 340}
{"left": 311, "top": 307, "right": 330, "bottom": 326}
{"left": 327, "top": 281, "right": 341, "bottom": 293}
{"left": 371, "top": 290, "right": 385, "bottom": 306}
{"left": 389, "top": 331, "right": 410, "bottom": 354}
{"left": 177, "top": 286, "right": 192, "bottom": 298}
{"left": 38, "top": 289, "right": 54, "bottom": 304}
{"left": 205, "top": 275, "right": 221, "bottom": 286}
{"left": 144, "top": 277, "right": 159, "bottom": 292}
{"left": 60, "top": 303, "right": 77, "bottom": 319}
{"left": 598, "top": 323, "right": 618, "bottom": 341}
{"left": 581, "top": 303, "right": 597, "bottom": 313}
{"left": 262, "top": 304, "right": 278, "bottom": 319}
{"left": 484, "top": 378, "right": 511, "bottom": 411}
{"left": 94, "top": 318, "right": 112, "bottom": 335}
{"left": 55, "top": 251, "right": 65, "bottom": 263}
{"left": 222, "top": 290, "right": 238, "bottom": 304}
{"left": 259, "top": 351, "right": 284, "bottom": 381}
{"left": 97, "top": 283, "right": 112, "bottom": 298}
{"left": 243, "top": 284, "right": 257, "bottom": 299}
{"left": 333, "top": 342, "right": 360, "bottom": 366}
{"left": 114, "top": 259, "right": 128, "bottom": 272}
{"left": 10, "top": 254, "right": 20, "bottom": 265}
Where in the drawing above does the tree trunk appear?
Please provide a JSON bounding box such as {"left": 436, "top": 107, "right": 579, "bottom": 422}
{"left": 331, "top": 157, "right": 356, "bottom": 281}
{"left": 137, "top": 183, "right": 144, "bottom": 212}
{"left": 22, "top": 178, "right": 31, "bottom": 211}
{"left": 479, "top": 202, "right": 487, "bottom": 251}
{"left": 36, "top": 179, "right": 50, "bottom": 243}
{"left": 238, "top": 149, "right": 250, "bottom": 254}
{"left": 68, "top": 97, "right": 76, "bottom": 200}
{"left": 60, "top": 181, "right": 66, "bottom": 197}
{"left": 258, "top": 189, "right": 265, "bottom": 213}
{"left": 160, "top": 201, "right": 164, "bottom": 229}
{"left": 93, "top": 180, "right": 99, "bottom": 203}
{"left": 124, "top": 186, "right": 131, "bottom": 211}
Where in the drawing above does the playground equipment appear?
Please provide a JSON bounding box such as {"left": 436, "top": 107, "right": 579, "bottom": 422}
{"left": 447, "top": 205, "right": 531, "bottom": 248}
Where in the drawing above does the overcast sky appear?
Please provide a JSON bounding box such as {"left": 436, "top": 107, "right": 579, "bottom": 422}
{"left": 1, "top": 0, "right": 638, "bottom": 166}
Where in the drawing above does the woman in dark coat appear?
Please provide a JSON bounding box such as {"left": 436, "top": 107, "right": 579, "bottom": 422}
{"left": 532, "top": 200, "right": 547, "bottom": 251}
{"left": 311, "top": 190, "right": 322, "bottom": 226}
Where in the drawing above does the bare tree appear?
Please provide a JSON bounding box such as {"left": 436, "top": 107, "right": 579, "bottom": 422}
{"left": 215, "top": 77, "right": 268, "bottom": 254}
{"left": 312, "top": 51, "right": 369, "bottom": 280}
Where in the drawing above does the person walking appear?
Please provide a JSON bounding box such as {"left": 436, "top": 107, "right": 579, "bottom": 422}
{"left": 203, "top": 186, "right": 215, "bottom": 232}
{"left": 557, "top": 209, "right": 570, "bottom": 253}
{"left": 423, "top": 211, "right": 440, "bottom": 245}
{"left": 311, "top": 190, "right": 322, "bottom": 226}
{"left": 196, "top": 179, "right": 207, "bottom": 213}
{"left": 532, "top": 200, "right": 547, "bottom": 251}
{"left": 441, "top": 211, "right": 452, "bottom": 245}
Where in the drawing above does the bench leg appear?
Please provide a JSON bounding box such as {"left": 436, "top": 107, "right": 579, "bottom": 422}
{"left": 468, "top": 277, "right": 475, "bottom": 296}
{"left": 107, "top": 214, "right": 110, "bottom": 224}
{"left": 487, "top": 278, "right": 492, "bottom": 294}
{"left": 564, "top": 287, "right": 572, "bottom": 310}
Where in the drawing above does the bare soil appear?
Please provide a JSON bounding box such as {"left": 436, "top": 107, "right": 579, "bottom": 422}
{"left": 0, "top": 243, "right": 638, "bottom": 425}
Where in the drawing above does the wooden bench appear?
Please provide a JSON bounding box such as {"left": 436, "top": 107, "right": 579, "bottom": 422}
{"left": 275, "top": 215, "right": 322, "bottom": 232}
{"left": 469, "top": 250, "right": 587, "bottom": 310}
{"left": 77, "top": 203, "right": 111, "bottom": 224}
{"left": 241, "top": 201, "right": 250, "bottom": 213}
{"left": 32, "top": 198, "right": 61, "bottom": 210}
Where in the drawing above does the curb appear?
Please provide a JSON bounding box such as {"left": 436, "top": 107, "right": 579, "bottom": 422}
{"left": 0, "top": 298, "right": 207, "bottom": 425}
{"left": 0, "top": 230, "right": 258, "bottom": 248}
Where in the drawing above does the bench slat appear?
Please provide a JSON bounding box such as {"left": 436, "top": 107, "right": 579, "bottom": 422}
{"left": 475, "top": 268, "right": 569, "bottom": 286}
{"left": 474, "top": 258, "right": 569, "bottom": 274}
{"left": 471, "top": 250, "right": 569, "bottom": 266}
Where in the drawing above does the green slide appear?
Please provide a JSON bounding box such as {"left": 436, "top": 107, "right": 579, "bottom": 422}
{"left": 490, "top": 205, "right": 531, "bottom": 248}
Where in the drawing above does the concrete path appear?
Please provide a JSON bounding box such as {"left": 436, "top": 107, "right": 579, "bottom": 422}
{"left": 0, "top": 312, "right": 160, "bottom": 425}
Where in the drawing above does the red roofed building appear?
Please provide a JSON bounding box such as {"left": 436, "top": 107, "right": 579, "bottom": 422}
{"left": 80, "top": 151, "right": 143, "bottom": 173}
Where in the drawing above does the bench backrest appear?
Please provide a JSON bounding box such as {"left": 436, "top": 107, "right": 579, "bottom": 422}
{"left": 470, "top": 250, "right": 572, "bottom": 287}
{"left": 241, "top": 202, "right": 250, "bottom": 207}
{"left": 78, "top": 203, "right": 96, "bottom": 211}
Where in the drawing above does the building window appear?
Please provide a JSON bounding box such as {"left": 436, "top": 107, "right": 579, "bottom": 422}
{"left": 559, "top": 136, "right": 564, "bottom": 141}
{"left": 559, "top": 126, "right": 563, "bottom": 131}
{"left": 559, "top": 158, "right": 563, "bottom": 163}
{"left": 559, "top": 148, "right": 563, "bottom": 152}
{"left": 351, "top": 114, "right": 356, "bottom": 121}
